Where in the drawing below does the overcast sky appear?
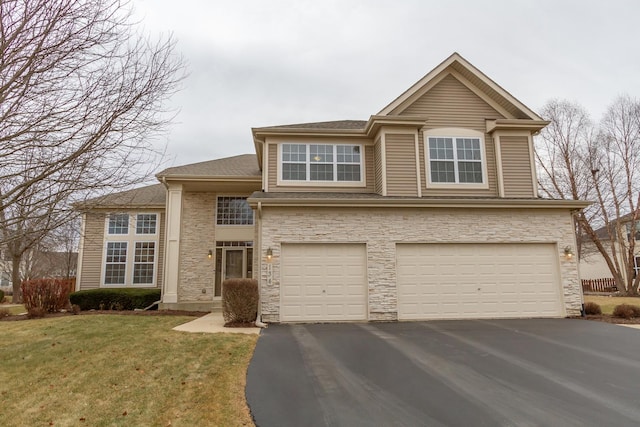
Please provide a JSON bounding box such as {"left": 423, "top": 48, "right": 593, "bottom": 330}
{"left": 132, "top": 0, "right": 640, "bottom": 169}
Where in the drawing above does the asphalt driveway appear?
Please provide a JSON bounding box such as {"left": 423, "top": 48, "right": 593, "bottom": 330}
{"left": 246, "top": 319, "right": 640, "bottom": 427}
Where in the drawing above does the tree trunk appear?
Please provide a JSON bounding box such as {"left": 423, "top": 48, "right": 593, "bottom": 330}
{"left": 11, "top": 255, "right": 22, "bottom": 303}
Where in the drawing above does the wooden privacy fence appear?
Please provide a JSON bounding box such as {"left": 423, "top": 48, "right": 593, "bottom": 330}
{"left": 582, "top": 278, "right": 617, "bottom": 292}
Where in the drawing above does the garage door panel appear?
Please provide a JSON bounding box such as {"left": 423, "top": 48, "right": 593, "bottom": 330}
{"left": 397, "top": 243, "right": 563, "bottom": 320}
{"left": 281, "top": 244, "right": 367, "bottom": 322}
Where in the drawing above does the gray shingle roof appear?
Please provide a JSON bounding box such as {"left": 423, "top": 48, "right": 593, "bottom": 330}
{"left": 254, "top": 120, "right": 367, "bottom": 131}
{"left": 156, "top": 154, "right": 260, "bottom": 178}
{"left": 81, "top": 184, "right": 166, "bottom": 208}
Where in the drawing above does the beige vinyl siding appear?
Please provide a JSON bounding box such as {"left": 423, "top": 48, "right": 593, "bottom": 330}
{"left": 269, "top": 144, "right": 375, "bottom": 193}
{"left": 78, "top": 212, "right": 106, "bottom": 290}
{"left": 374, "top": 136, "right": 383, "bottom": 194}
{"left": 266, "top": 144, "right": 275, "bottom": 192}
{"left": 500, "top": 136, "right": 534, "bottom": 198}
{"left": 385, "top": 134, "right": 418, "bottom": 196}
{"left": 401, "top": 74, "right": 505, "bottom": 128}
{"left": 405, "top": 74, "right": 501, "bottom": 197}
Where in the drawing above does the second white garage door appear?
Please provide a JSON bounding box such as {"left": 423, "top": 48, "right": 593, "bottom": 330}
{"left": 280, "top": 243, "right": 367, "bottom": 322}
{"left": 396, "top": 243, "right": 563, "bottom": 320}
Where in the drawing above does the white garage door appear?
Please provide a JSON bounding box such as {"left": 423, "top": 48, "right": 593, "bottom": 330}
{"left": 280, "top": 244, "right": 367, "bottom": 322}
{"left": 397, "top": 243, "right": 563, "bottom": 320}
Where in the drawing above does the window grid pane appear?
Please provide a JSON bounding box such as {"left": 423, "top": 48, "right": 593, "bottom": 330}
{"left": 216, "top": 197, "right": 254, "bottom": 225}
{"left": 105, "top": 242, "right": 127, "bottom": 284}
{"left": 310, "top": 164, "right": 334, "bottom": 181}
{"left": 133, "top": 242, "right": 155, "bottom": 284}
{"left": 136, "top": 214, "right": 157, "bottom": 234}
{"left": 428, "top": 137, "right": 483, "bottom": 184}
{"left": 108, "top": 214, "right": 129, "bottom": 235}
{"left": 282, "top": 144, "right": 361, "bottom": 182}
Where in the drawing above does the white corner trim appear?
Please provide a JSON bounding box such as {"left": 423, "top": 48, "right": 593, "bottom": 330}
{"left": 414, "top": 130, "right": 422, "bottom": 197}
{"left": 380, "top": 133, "right": 388, "bottom": 196}
{"left": 528, "top": 134, "right": 538, "bottom": 198}
{"left": 494, "top": 135, "right": 505, "bottom": 198}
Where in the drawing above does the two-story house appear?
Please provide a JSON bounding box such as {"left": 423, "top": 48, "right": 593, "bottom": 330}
{"left": 76, "top": 53, "right": 588, "bottom": 322}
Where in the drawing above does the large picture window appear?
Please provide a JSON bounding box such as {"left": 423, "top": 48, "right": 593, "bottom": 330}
{"left": 103, "top": 211, "right": 160, "bottom": 287}
{"left": 216, "top": 196, "right": 254, "bottom": 225}
{"left": 281, "top": 143, "right": 362, "bottom": 183}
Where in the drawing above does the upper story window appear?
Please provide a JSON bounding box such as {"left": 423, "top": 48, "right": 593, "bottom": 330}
{"left": 216, "top": 196, "right": 254, "bottom": 225}
{"left": 108, "top": 214, "right": 129, "bottom": 234}
{"left": 281, "top": 143, "right": 362, "bottom": 183}
{"left": 424, "top": 128, "right": 487, "bottom": 188}
{"left": 136, "top": 214, "right": 157, "bottom": 234}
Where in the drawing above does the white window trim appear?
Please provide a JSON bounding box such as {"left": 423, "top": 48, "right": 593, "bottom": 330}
{"left": 215, "top": 195, "right": 255, "bottom": 227}
{"left": 277, "top": 143, "right": 366, "bottom": 187}
{"left": 107, "top": 213, "right": 130, "bottom": 235}
{"left": 423, "top": 128, "right": 489, "bottom": 190}
{"left": 102, "top": 211, "right": 159, "bottom": 287}
{"left": 103, "top": 241, "right": 128, "bottom": 286}
{"left": 134, "top": 213, "right": 159, "bottom": 236}
{"left": 132, "top": 241, "right": 158, "bottom": 286}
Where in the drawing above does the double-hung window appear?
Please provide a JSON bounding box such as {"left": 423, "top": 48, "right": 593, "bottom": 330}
{"left": 425, "top": 129, "right": 487, "bottom": 187}
{"left": 281, "top": 143, "right": 363, "bottom": 183}
{"left": 105, "top": 242, "right": 127, "bottom": 285}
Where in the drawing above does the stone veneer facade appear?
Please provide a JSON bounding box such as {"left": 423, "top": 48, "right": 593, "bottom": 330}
{"left": 258, "top": 206, "right": 582, "bottom": 322}
{"left": 178, "top": 191, "right": 217, "bottom": 302}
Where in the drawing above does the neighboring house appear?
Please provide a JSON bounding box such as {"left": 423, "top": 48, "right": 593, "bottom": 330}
{"left": 579, "top": 212, "right": 640, "bottom": 282}
{"left": 76, "top": 53, "right": 588, "bottom": 322}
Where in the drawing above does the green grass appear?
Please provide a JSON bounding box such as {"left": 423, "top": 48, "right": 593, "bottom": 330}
{"left": 584, "top": 295, "right": 640, "bottom": 315}
{"left": 0, "top": 315, "right": 257, "bottom": 426}
{"left": 0, "top": 304, "right": 26, "bottom": 315}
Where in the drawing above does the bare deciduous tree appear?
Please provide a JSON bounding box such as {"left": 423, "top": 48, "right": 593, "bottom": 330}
{"left": 536, "top": 97, "right": 640, "bottom": 294}
{"left": 0, "top": 0, "right": 184, "bottom": 301}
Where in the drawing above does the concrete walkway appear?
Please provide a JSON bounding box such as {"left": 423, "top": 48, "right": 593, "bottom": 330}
{"left": 172, "top": 312, "right": 261, "bottom": 334}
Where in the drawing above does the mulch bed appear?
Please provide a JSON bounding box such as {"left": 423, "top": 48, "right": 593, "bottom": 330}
{"left": 0, "top": 308, "right": 208, "bottom": 322}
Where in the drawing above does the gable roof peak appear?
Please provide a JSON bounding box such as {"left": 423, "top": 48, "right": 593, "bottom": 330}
{"left": 377, "top": 52, "right": 543, "bottom": 121}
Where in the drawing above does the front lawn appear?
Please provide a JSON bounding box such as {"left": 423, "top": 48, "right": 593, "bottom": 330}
{"left": 0, "top": 315, "right": 257, "bottom": 426}
{"left": 583, "top": 295, "right": 640, "bottom": 315}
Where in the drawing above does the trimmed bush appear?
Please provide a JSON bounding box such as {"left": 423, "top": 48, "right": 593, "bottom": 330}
{"left": 0, "top": 289, "right": 4, "bottom": 302}
{"left": 222, "top": 278, "right": 258, "bottom": 325}
{"left": 583, "top": 301, "right": 602, "bottom": 315}
{"left": 69, "top": 288, "right": 160, "bottom": 311}
{"left": 21, "top": 278, "right": 72, "bottom": 314}
{"left": 612, "top": 304, "right": 640, "bottom": 319}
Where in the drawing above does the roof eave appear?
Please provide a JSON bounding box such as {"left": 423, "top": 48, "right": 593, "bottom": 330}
{"left": 156, "top": 175, "right": 262, "bottom": 182}
{"left": 486, "top": 119, "right": 551, "bottom": 134}
{"left": 248, "top": 196, "right": 591, "bottom": 210}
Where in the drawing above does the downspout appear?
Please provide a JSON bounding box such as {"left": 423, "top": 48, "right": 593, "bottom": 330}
{"left": 159, "top": 176, "right": 169, "bottom": 308}
{"left": 255, "top": 201, "right": 267, "bottom": 328}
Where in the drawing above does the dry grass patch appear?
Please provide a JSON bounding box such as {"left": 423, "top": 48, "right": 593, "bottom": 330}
{"left": 0, "top": 315, "right": 257, "bottom": 426}
{"left": 583, "top": 295, "right": 640, "bottom": 315}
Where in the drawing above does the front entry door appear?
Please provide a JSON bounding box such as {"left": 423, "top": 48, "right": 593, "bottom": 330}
{"left": 223, "top": 249, "right": 244, "bottom": 280}
{"left": 215, "top": 246, "right": 253, "bottom": 297}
